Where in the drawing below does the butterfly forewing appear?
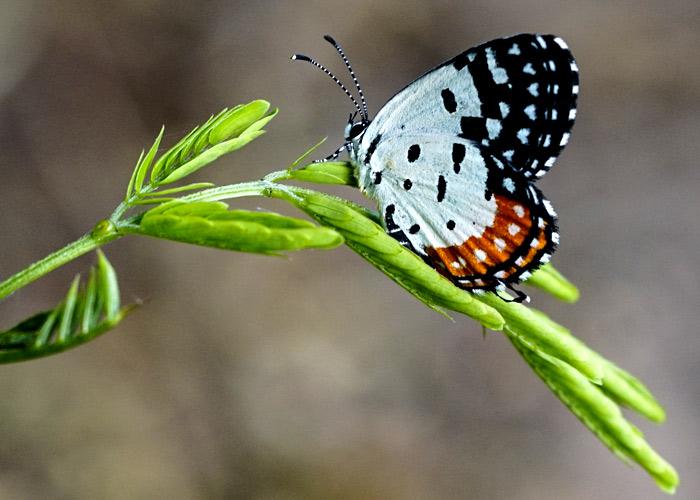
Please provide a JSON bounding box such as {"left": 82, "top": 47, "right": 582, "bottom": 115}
{"left": 361, "top": 33, "right": 578, "bottom": 179}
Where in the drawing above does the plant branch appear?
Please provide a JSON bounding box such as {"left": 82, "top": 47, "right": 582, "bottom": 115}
{"left": 0, "top": 223, "right": 119, "bottom": 301}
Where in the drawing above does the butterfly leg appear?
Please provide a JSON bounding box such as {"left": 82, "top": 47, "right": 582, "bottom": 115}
{"left": 495, "top": 281, "right": 530, "bottom": 303}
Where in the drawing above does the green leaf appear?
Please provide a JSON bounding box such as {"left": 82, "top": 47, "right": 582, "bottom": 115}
{"left": 150, "top": 124, "right": 200, "bottom": 183}
{"left": 289, "top": 137, "right": 327, "bottom": 170}
{"left": 135, "top": 126, "right": 165, "bottom": 194}
{"left": 276, "top": 188, "right": 504, "bottom": 330}
{"left": 208, "top": 100, "right": 270, "bottom": 144}
{"left": 130, "top": 201, "right": 344, "bottom": 254}
{"left": 126, "top": 149, "right": 145, "bottom": 201}
{"left": 514, "top": 307, "right": 666, "bottom": 422}
{"left": 476, "top": 293, "right": 604, "bottom": 382}
{"left": 97, "top": 249, "right": 120, "bottom": 319}
{"left": 288, "top": 161, "right": 357, "bottom": 186}
{"left": 597, "top": 358, "right": 666, "bottom": 423}
{"left": 525, "top": 264, "right": 580, "bottom": 302}
{"left": 158, "top": 129, "right": 266, "bottom": 185}
{"left": 0, "top": 252, "right": 133, "bottom": 363}
{"left": 56, "top": 275, "right": 80, "bottom": 343}
{"left": 122, "top": 101, "right": 277, "bottom": 198}
{"left": 508, "top": 331, "right": 678, "bottom": 494}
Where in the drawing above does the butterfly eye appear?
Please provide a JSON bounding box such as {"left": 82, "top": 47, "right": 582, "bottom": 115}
{"left": 348, "top": 122, "right": 366, "bottom": 140}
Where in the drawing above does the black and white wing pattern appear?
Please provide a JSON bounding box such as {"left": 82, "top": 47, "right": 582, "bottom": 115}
{"left": 359, "top": 135, "right": 558, "bottom": 292}
{"left": 353, "top": 34, "right": 577, "bottom": 294}
{"left": 359, "top": 33, "right": 578, "bottom": 179}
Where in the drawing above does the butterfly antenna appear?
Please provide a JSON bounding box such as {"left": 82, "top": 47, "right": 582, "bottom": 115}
{"left": 291, "top": 53, "right": 364, "bottom": 118}
{"left": 323, "top": 35, "right": 369, "bottom": 122}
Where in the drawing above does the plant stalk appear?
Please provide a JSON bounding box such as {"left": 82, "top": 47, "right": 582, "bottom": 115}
{"left": 0, "top": 228, "right": 119, "bottom": 301}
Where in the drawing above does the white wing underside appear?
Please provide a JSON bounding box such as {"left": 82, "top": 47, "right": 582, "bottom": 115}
{"left": 362, "top": 136, "right": 497, "bottom": 254}
{"left": 366, "top": 63, "right": 479, "bottom": 139}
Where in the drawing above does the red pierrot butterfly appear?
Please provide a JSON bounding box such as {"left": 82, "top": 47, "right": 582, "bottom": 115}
{"left": 292, "top": 34, "right": 578, "bottom": 302}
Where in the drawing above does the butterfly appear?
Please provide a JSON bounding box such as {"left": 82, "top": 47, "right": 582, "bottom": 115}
{"left": 292, "top": 34, "right": 578, "bottom": 302}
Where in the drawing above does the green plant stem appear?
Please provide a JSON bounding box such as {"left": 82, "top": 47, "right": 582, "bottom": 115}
{"left": 0, "top": 231, "right": 119, "bottom": 301}
{"left": 179, "top": 174, "right": 380, "bottom": 223}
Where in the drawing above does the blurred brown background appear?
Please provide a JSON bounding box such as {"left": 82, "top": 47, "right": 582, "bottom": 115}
{"left": 0, "top": 1, "right": 698, "bottom": 499}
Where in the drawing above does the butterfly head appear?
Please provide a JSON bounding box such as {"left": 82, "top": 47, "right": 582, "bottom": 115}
{"left": 344, "top": 113, "right": 369, "bottom": 143}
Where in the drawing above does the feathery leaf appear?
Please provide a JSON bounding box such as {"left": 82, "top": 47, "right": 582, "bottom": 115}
{"left": 288, "top": 161, "right": 357, "bottom": 186}
{"left": 0, "top": 251, "right": 132, "bottom": 363}
{"left": 525, "top": 264, "right": 580, "bottom": 302}
{"left": 508, "top": 331, "right": 678, "bottom": 493}
{"left": 129, "top": 201, "right": 344, "bottom": 254}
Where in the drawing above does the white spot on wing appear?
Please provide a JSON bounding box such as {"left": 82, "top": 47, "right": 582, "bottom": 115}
{"left": 552, "top": 232, "right": 560, "bottom": 244}
{"left": 551, "top": 109, "right": 558, "bottom": 120}
{"left": 486, "top": 118, "right": 502, "bottom": 139}
{"left": 569, "top": 109, "right": 577, "bottom": 120}
{"left": 529, "top": 186, "right": 539, "bottom": 201}
{"left": 485, "top": 48, "right": 508, "bottom": 84}
{"left": 503, "top": 150, "right": 514, "bottom": 161}
{"left": 515, "top": 256, "right": 525, "bottom": 266}
{"left": 536, "top": 35, "right": 547, "bottom": 48}
{"left": 543, "top": 135, "right": 551, "bottom": 147}
{"left": 499, "top": 102, "right": 510, "bottom": 118}
{"left": 495, "top": 270, "right": 507, "bottom": 279}
{"left": 523, "top": 63, "right": 535, "bottom": 75}
{"left": 494, "top": 238, "right": 506, "bottom": 251}
{"left": 543, "top": 199, "right": 556, "bottom": 216}
{"left": 513, "top": 205, "right": 525, "bottom": 218}
{"left": 508, "top": 43, "right": 520, "bottom": 55}
{"left": 560, "top": 132, "right": 570, "bottom": 146}
{"left": 517, "top": 128, "right": 530, "bottom": 144}
{"left": 554, "top": 37, "right": 568, "bottom": 49}
{"left": 528, "top": 83, "right": 539, "bottom": 96}
{"left": 524, "top": 104, "right": 536, "bottom": 120}
{"left": 570, "top": 61, "right": 579, "bottom": 72}
{"left": 572, "top": 85, "right": 579, "bottom": 95}
{"left": 474, "top": 249, "right": 487, "bottom": 262}
{"left": 548, "top": 60, "right": 556, "bottom": 71}
{"left": 503, "top": 177, "right": 515, "bottom": 193}
{"left": 553, "top": 84, "right": 559, "bottom": 94}
{"left": 545, "top": 157, "right": 556, "bottom": 167}
{"left": 508, "top": 223, "right": 520, "bottom": 236}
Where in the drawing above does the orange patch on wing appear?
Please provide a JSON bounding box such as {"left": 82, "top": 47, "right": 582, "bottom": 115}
{"left": 426, "top": 194, "right": 547, "bottom": 282}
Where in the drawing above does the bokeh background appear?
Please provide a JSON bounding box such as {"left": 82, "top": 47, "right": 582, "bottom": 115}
{"left": 0, "top": 1, "right": 698, "bottom": 498}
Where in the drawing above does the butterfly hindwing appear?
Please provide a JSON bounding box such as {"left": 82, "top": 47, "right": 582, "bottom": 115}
{"left": 362, "top": 135, "right": 557, "bottom": 291}
{"left": 361, "top": 34, "right": 578, "bottom": 179}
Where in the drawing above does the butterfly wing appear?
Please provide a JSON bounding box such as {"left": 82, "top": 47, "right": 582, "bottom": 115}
{"left": 361, "top": 135, "right": 557, "bottom": 291}
{"left": 360, "top": 33, "right": 578, "bottom": 179}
